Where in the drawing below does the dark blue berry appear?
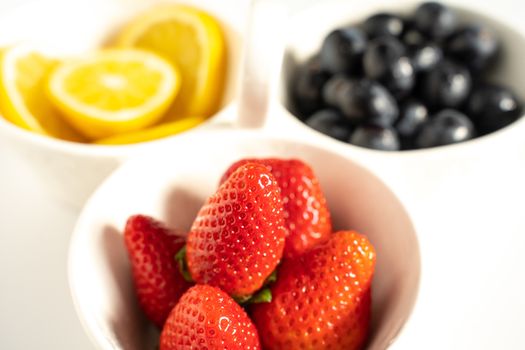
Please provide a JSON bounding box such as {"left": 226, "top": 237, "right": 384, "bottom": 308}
{"left": 467, "top": 84, "right": 523, "bottom": 133}
{"left": 447, "top": 25, "right": 500, "bottom": 71}
{"left": 410, "top": 43, "right": 443, "bottom": 72}
{"left": 363, "top": 36, "right": 415, "bottom": 98}
{"left": 414, "top": 2, "right": 458, "bottom": 40}
{"left": 323, "top": 77, "right": 399, "bottom": 126}
{"left": 396, "top": 99, "right": 430, "bottom": 137}
{"left": 363, "top": 13, "right": 404, "bottom": 38}
{"left": 292, "top": 57, "right": 331, "bottom": 118}
{"left": 402, "top": 23, "right": 443, "bottom": 72}
{"left": 322, "top": 74, "right": 349, "bottom": 108}
{"left": 420, "top": 60, "right": 471, "bottom": 109}
{"left": 349, "top": 124, "right": 400, "bottom": 151}
{"left": 305, "top": 109, "right": 353, "bottom": 141}
{"left": 320, "top": 28, "right": 367, "bottom": 74}
{"left": 415, "top": 109, "right": 475, "bottom": 148}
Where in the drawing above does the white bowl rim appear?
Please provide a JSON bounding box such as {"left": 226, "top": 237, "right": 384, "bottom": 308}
{"left": 0, "top": 107, "right": 236, "bottom": 158}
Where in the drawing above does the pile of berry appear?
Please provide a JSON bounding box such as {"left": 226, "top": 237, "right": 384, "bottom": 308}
{"left": 124, "top": 158, "right": 376, "bottom": 349}
{"left": 291, "top": 2, "right": 523, "bottom": 151}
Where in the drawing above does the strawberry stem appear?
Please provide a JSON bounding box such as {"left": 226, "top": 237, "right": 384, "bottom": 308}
{"left": 175, "top": 246, "right": 193, "bottom": 283}
{"left": 233, "top": 287, "right": 273, "bottom": 305}
{"left": 249, "top": 287, "right": 272, "bottom": 304}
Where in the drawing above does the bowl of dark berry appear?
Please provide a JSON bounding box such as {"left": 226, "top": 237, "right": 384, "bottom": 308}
{"left": 282, "top": 1, "right": 525, "bottom": 151}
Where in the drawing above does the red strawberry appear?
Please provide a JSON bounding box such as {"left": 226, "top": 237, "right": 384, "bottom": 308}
{"left": 160, "top": 284, "right": 261, "bottom": 350}
{"left": 251, "top": 231, "right": 376, "bottom": 350}
{"left": 187, "top": 163, "right": 286, "bottom": 297}
{"left": 124, "top": 215, "right": 192, "bottom": 327}
{"left": 220, "top": 158, "right": 332, "bottom": 259}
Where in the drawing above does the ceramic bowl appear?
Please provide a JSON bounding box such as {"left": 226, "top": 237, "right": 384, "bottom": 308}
{"left": 275, "top": 0, "right": 525, "bottom": 158}
{"left": 68, "top": 129, "right": 420, "bottom": 349}
{"left": 0, "top": 0, "right": 244, "bottom": 207}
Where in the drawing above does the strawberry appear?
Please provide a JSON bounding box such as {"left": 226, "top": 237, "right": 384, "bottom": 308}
{"left": 160, "top": 284, "right": 261, "bottom": 350}
{"left": 220, "top": 158, "right": 332, "bottom": 259}
{"left": 251, "top": 231, "right": 376, "bottom": 350}
{"left": 124, "top": 215, "right": 192, "bottom": 328}
{"left": 187, "top": 163, "right": 286, "bottom": 298}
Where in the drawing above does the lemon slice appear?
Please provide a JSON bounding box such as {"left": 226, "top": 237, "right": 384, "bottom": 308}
{"left": 115, "top": 4, "right": 227, "bottom": 121}
{"left": 47, "top": 49, "right": 180, "bottom": 140}
{"left": 95, "top": 115, "right": 206, "bottom": 145}
{"left": 0, "top": 45, "right": 85, "bottom": 142}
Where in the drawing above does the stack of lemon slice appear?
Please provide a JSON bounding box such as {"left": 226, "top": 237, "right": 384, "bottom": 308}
{"left": 116, "top": 4, "right": 227, "bottom": 121}
{"left": 0, "top": 4, "right": 227, "bottom": 145}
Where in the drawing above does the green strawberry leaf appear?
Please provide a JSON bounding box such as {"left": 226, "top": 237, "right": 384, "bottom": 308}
{"left": 175, "top": 246, "right": 193, "bottom": 283}
{"left": 249, "top": 287, "right": 272, "bottom": 304}
{"left": 233, "top": 287, "right": 273, "bottom": 305}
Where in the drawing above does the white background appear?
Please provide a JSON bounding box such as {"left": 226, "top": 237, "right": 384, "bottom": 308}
{"left": 1, "top": 0, "right": 525, "bottom": 349}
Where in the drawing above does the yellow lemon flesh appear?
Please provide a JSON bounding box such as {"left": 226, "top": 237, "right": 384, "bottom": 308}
{"left": 116, "top": 4, "right": 227, "bottom": 121}
{"left": 47, "top": 49, "right": 180, "bottom": 140}
{"left": 0, "top": 45, "right": 85, "bottom": 142}
{"left": 95, "top": 115, "right": 206, "bottom": 145}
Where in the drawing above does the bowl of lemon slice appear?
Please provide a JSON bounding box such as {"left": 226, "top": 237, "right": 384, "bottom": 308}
{"left": 0, "top": 0, "right": 243, "bottom": 206}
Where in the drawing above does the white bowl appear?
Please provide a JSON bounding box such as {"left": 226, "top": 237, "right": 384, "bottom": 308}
{"left": 0, "top": 0, "right": 244, "bottom": 207}
{"left": 68, "top": 129, "right": 420, "bottom": 350}
{"left": 275, "top": 0, "right": 525, "bottom": 159}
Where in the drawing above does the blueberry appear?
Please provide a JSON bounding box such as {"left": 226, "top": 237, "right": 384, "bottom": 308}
{"left": 322, "top": 74, "right": 349, "bottom": 107}
{"left": 414, "top": 2, "right": 457, "bottom": 40}
{"left": 396, "top": 99, "right": 430, "bottom": 138}
{"left": 420, "top": 60, "right": 471, "bottom": 109}
{"left": 363, "top": 37, "right": 415, "bottom": 98}
{"left": 319, "top": 28, "right": 367, "bottom": 74}
{"left": 447, "top": 25, "right": 500, "bottom": 71}
{"left": 415, "top": 109, "right": 475, "bottom": 148}
{"left": 305, "top": 109, "right": 353, "bottom": 141}
{"left": 292, "top": 57, "right": 331, "bottom": 118}
{"left": 363, "top": 35, "right": 405, "bottom": 64}
{"left": 402, "top": 23, "right": 443, "bottom": 72}
{"left": 467, "top": 84, "right": 523, "bottom": 133}
{"left": 410, "top": 43, "right": 443, "bottom": 72}
{"left": 322, "top": 75, "right": 367, "bottom": 123}
{"left": 363, "top": 13, "right": 404, "bottom": 38}
{"left": 349, "top": 124, "right": 400, "bottom": 151}
{"left": 324, "top": 77, "right": 399, "bottom": 126}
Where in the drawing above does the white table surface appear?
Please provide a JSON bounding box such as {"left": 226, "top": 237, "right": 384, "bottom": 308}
{"left": 1, "top": 0, "right": 525, "bottom": 349}
{"left": 385, "top": 148, "right": 525, "bottom": 350}
{"left": 0, "top": 141, "right": 93, "bottom": 349}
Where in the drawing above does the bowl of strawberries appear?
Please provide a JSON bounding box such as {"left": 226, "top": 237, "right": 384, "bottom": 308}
{"left": 68, "top": 129, "right": 420, "bottom": 349}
